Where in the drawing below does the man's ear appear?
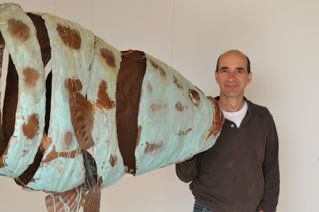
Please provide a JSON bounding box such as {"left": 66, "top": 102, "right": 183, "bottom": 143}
{"left": 247, "top": 72, "right": 252, "bottom": 83}
{"left": 214, "top": 71, "right": 218, "bottom": 81}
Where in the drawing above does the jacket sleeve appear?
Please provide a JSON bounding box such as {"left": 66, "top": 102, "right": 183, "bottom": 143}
{"left": 175, "top": 155, "right": 199, "bottom": 183}
{"left": 260, "top": 113, "right": 280, "bottom": 212}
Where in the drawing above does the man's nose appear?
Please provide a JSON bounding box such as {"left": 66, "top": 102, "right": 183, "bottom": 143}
{"left": 227, "top": 71, "right": 237, "bottom": 81}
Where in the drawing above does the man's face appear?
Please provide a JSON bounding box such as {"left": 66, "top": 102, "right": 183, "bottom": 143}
{"left": 215, "top": 52, "right": 252, "bottom": 99}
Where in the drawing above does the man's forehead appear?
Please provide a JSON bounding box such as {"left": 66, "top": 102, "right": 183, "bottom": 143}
{"left": 219, "top": 51, "right": 247, "bottom": 62}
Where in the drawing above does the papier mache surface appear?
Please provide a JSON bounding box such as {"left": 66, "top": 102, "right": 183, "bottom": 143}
{"left": 0, "top": 3, "right": 223, "bottom": 193}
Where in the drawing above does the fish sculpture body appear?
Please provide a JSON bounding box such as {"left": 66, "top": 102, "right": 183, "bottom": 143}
{"left": 0, "top": 3, "right": 223, "bottom": 211}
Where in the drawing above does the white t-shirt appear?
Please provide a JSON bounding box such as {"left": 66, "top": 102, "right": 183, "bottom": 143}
{"left": 222, "top": 101, "right": 248, "bottom": 128}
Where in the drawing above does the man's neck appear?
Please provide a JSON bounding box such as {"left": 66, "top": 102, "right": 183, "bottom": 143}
{"left": 218, "top": 95, "right": 245, "bottom": 112}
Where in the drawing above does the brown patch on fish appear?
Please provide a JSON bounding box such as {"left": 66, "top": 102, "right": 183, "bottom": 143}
{"left": 205, "top": 97, "right": 224, "bottom": 140}
{"left": 144, "top": 142, "right": 163, "bottom": 153}
{"left": 95, "top": 80, "right": 115, "bottom": 109}
{"left": 150, "top": 103, "right": 167, "bottom": 111}
{"left": 64, "top": 132, "right": 73, "bottom": 146}
{"left": 65, "top": 78, "right": 82, "bottom": 92}
{"left": 147, "top": 83, "right": 152, "bottom": 93}
{"left": 100, "top": 48, "right": 115, "bottom": 67}
{"left": 175, "top": 101, "right": 186, "bottom": 112}
{"left": 8, "top": 19, "right": 30, "bottom": 41}
{"left": 109, "top": 155, "right": 117, "bottom": 167}
{"left": 188, "top": 89, "right": 200, "bottom": 106}
{"left": 65, "top": 79, "right": 94, "bottom": 150}
{"left": 42, "top": 147, "right": 58, "bottom": 163}
{"left": 177, "top": 128, "right": 192, "bottom": 136}
{"left": 42, "top": 146, "right": 81, "bottom": 163}
{"left": 40, "top": 134, "right": 52, "bottom": 151}
{"left": 56, "top": 23, "right": 81, "bottom": 49}
{"left": 23, "top": 67, "right": 39, "bottom": 88}
{"left": 22, "top": 114, "right": 39, "bottom": 139}
{"left": 150, "top": 59, "right": 166, "bottom": 77}
{"left": 173, "top": 75, "right": 183, "bottom": 89}
{"left": 70, "top": 94, "right": 94, "bottom": 150}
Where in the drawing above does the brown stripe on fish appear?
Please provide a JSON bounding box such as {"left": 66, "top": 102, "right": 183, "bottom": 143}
{"left": 135, "top": 125, "right": 142, "bottom": 147}
{"left": 0, "top": 31, "right": 4, "bottom": 47}
{"left": 44, "top": 72, "right": 52, "bottom": 134}
{"left": 0, "top": 56, "right": 18, "bottom": 157}
{"left": 15, "top": 147, "right": 44, "bottom": 187}
{"left": 82, "top": 150, "right": 98, "bottom": 190}
{"left": 15, "top": 133, "right": 50, "bottom": 186}
{"left": 116, "top": 50, "right": 146, "bottom": 174}
{"left": 42, "top": 146, "right": 81, "bottom": 163}
{"left": 27, "top": 13, "right": 51, "bottom": 66}
{"left": 7, "top": 19, "right": 30, "bottom": 41}
{"left": 0, "top": 32, "right": 4, "bottom": 78}
{"left": 56, "top": 23, "right": 81, "bottom": 50}
{"left": 100, "top": 48, "right": 116, "bottom": 68}
{"left": 27, "top": 13, "right": 52, "bottom": 135}
{"left": 0, "top": 32, "right": 4, "bottom": 141}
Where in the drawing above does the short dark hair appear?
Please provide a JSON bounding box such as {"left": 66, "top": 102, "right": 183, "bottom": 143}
{"left": 215, "top": 50, "right": 251, "bottom": 73}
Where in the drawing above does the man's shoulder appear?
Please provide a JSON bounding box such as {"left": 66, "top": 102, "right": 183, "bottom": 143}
{"left": 246, "top": 99, "right": 273, "bottom": 120}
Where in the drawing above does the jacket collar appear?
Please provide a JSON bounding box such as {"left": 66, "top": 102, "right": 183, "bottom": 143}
{"left": 214, "top": 96, "right": 254, "bottom": 128}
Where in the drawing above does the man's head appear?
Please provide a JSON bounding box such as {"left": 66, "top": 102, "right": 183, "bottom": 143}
{"left": 215, "top": 50, "right": 251, "bottom": 73}
{"left": 214, "top": 50, "right": 252, "bottom": 99}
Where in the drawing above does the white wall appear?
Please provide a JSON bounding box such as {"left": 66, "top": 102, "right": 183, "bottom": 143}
{"left": 0, "top": 0, "right": 318, "bottom": 211}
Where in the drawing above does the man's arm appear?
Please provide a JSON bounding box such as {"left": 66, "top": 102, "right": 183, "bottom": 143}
{"left": 260, "top": 113, "right": 280, "bottom": 212}
{"left": 175, "top": 156, "right": 199, "bottom": 183}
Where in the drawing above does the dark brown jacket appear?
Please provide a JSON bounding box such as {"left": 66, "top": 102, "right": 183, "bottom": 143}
{"left": 176, "top": 99, "right": 279, "bottom": 212}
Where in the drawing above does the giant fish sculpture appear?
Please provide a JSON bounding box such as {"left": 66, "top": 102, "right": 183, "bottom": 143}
{"left": 0, "top": 3, "right": 223, "bottom": 212}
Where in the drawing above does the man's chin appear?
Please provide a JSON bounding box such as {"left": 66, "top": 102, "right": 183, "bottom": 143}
{"left": 221, "top": 92, "right": 243, "bottom": 98}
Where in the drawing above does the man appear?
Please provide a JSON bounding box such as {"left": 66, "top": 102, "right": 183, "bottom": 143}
{"left": 176, "top": 50, "right": 279, "bottom": 212}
